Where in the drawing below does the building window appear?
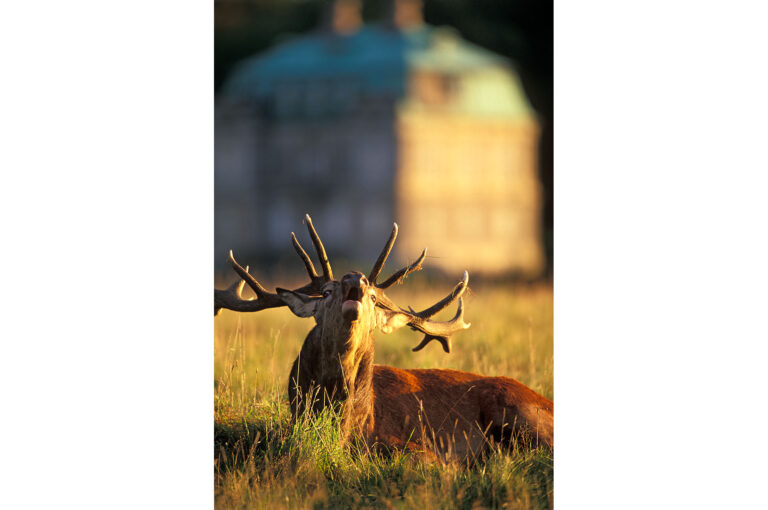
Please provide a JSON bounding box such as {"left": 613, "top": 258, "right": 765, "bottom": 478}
{"left": 410, "top": 72, "right": 458, "bottom": 106}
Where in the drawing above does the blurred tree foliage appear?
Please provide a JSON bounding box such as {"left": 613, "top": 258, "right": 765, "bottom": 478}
{"left": 214, "top": 0, "right": 553, "bottom": 275}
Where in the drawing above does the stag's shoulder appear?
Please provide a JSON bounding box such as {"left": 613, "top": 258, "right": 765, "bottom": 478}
{"left": 372, "top": 364, "right": 490, "bottom": 389}
{"left": 372, "top": 365, "right": 552, "bottom": 409}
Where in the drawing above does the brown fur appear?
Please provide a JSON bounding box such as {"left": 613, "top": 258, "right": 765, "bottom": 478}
{"left": 282, "top": 272, "right": 553, "bottom": 461}
{"left": 371, "top": 367, "right": 553, "bottom": 458}
{"left": 217, "top": 217, "right": 553, "bottom": 461}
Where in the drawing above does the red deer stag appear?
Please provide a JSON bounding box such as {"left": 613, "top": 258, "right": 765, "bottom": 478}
{"left": 215, "top": 215, "right": 553, "bottom": 460}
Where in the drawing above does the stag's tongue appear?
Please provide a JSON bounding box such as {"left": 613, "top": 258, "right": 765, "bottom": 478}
{"left": 342, "top": 300, "right": 361, "bottom": 321}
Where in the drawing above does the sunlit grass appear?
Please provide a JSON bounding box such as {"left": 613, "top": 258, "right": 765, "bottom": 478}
{"left": 214, "top": 281, "right": 553, "bottom": 509}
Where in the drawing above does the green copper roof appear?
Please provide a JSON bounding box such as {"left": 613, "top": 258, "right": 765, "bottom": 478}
{"left": 223, "top": 24, "right": 533, "bottom": 120}
{"left": 405, "top": 27, "right": 505, "bottom": 72}
{"left": 224, "top": 26, "right": 407, "bottom": 99}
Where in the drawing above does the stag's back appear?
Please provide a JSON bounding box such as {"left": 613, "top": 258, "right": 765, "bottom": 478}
{"left": 370, "top": 365, "right": 553, "bottom": 458}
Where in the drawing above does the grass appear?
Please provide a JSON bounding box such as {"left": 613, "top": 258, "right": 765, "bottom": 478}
{"left": 214, "top": 279, "right": 553, "bottom": 509}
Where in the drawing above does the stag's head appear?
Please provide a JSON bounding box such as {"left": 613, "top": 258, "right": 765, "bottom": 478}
{"left": 277, "top": 271, "right": 378, "bottom": 335}
{"left": 215, "top": 214, "right": 470, "bottom": 354}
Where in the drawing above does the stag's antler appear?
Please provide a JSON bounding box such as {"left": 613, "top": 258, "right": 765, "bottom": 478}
{"left": 214, "top": 214, "right": 333, "bottom": 315}
{"left": 405, "top": 273, "right": 470, "bottom": 353}
{"left": 368, "top": 223, "right": 427, "bottom": 289}
{"left": 370, "top": 223, "right": 470, "bottom": 353}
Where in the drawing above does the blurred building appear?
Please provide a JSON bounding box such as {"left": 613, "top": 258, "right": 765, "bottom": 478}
{"left": 216, "top": 0, "right": 543, "bottom": 276}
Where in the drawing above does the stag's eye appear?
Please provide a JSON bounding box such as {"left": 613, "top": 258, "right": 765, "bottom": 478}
{"left": 323, "top": 290, "right": 332, "bottom": 298}
{"left": 370, "top": 294, "right": 376, "bottom": 304}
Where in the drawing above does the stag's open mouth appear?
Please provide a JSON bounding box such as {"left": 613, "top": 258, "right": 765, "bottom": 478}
{"left": 341, "top": 286, "right": 363, "bottom": 322}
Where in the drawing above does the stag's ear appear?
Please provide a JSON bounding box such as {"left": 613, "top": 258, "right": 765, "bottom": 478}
{"left": 276, "top": 288, "right": 319, "bottom": 318}
{"left": 375, "top": 307, "right": 411, "bottom": 334}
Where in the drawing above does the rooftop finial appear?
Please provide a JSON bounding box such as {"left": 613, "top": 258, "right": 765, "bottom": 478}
{"left": 394, "top": 0, "right": 424, "bottom": 31}
{"left": 332, "top": 0, "right": 363, "bottom": 35}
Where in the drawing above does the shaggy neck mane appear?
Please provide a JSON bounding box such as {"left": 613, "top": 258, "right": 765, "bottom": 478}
{"left": 296, "top": 320, "right": 377, "bottom": 436}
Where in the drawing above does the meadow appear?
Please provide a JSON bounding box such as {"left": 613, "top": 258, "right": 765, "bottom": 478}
{"left": 214, "top": 278, "right": 553, "bottom": 509}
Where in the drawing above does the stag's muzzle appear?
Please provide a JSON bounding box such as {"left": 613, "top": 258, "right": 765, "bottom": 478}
{"left": 341, "top": 272, "right": 366, "bottom": 322}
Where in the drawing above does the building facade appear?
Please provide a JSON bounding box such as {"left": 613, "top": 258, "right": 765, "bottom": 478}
{"left": 215, "top": 1, "right": 543, "bottom": 276}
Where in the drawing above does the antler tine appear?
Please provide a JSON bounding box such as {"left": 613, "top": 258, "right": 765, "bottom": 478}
{"left": 291, "top": 232, "right": 318, "bottom": 279}
{"left": 214, "top": 272, "right": 247, "bottom": 316}
{"left": 228, "top": 250, "right": 270, "bottom": 297}
{"left": 304, "top": 214, "right": 333, "bottom": 281}
{"left": 410, "top": 298, "right": 470, "bottom": 353}
{"left": 213, "top": 251, "right": 287, "bottom": 315}
{"left": 368, "top": 223, "right": 398, "bottom": 284}
{"left": 376, "top": 248, "right": 427, "bottom": 289}
{"left": 411, "top": 271, "right": 469, "bottom": 319}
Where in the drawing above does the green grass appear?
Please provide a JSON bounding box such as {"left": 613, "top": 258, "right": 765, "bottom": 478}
{"left": 215, "top": 281, "right": 553, "bottom": 509}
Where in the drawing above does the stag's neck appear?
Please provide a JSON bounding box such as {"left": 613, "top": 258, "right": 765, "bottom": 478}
{"left": 312, "top": 321, "right": 374, "bottom": 393}
{"left": 300, "top": 323, "right": 376, "bottom": 433}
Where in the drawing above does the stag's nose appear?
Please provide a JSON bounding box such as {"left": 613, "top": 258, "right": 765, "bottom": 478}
{"left": 342, "top": 272, "right": 367, "bottom": 291}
